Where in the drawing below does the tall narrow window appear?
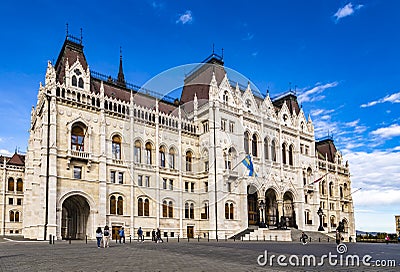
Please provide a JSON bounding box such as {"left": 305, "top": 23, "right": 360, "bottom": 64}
{"left": 264, "top": 138, "right": 269, "bottom": 160}
{"left": 225, "top": 203, "right": 229, "bottom": 219}
{"left": 144, "top": 199, "right": 150, "bottom": 216}
{"left": 252, "top": 134, "right": 258, "bottom": 157}
{"left": 168, "top": 148, "right": 175, "bottom": 169}
{"left": 145, "top": 176, "right": 150, "bottom": 187}
{"left": 190, "top": 203, "right": 194, "bottom": 219}
{"left": 112, "top": 135, "right": 122, "bottom": 160}
{"left": 110, "top": 196, "right": 116, "bottom": 214}
{"left": 8, "top": 178, "right": 14, "bottom": 191}
{"left": 329, "top": 182, "right": 334, "bottom": 197}
{"left": 288, "top": 145, "right": 294, "bottom": 166}
{"left": 230, "top": 203, "right": 234, "bottom": 219}
{"left": 162, "top": 178, "right": 167, "bottom": 189}
{"left": 134, "top": 141, "right": 141, "bottom": 163}
{"left": 145, "top": 142, "right": 152, "bottom": 165}
{"left": 73, "top": 166, "right": 82, "bottom": 179}
{"left": 9, "top": 211, "right": 15, "bottom": 222}
{"left": 169, "top": 179, "right": 173, "bottom": 190}
{"left": 71, "top": 124, "right": 85, "bottom": 151}
{"left": 282, "top": 143, "right": 287, "bottom": 164}
{"left": 15, "top": 211, "right": 20, "bottom": 222}
{"left": 111, "top": 171, "right": 116, "bottom": 183}
{"left": 159, "top": 146, "right": 166, "bottom": 167}
{"left": 72, "top": 75, "right": 77, "bottom": 86}
{"left": 138, "top": 198, "right": 143, "bottom": 216}
{"left": 138, "top": 175, "right": 142, "bottom": 186}
{"left": 271, "top": 140, "right": 276, "bottom": 162}
{"left": 186, "top": 151, "right": 193, "bottom": 172}
{"left": 185, "top": 203, "right": 189, "bottom": 218}
{"left": 162, "top": 201, "right": 168, "bottom": 217}
{"left": 118, "top": 172, "right": 123, "bottom": 184}
{"left": 191, "top": 182, "right": 195, "bottom": 193}
{"left": 117, "top": 196, "right": 123, "bottom": 215}
{"left": 244, "top": 132, "right": 250, "bottom": 154}
{"left": 78, "top": 78, "right": 84, "bottom": 88}
{"left": 168, "top": 201, "right": 173, "bottom": 218}
{"left": 16, "top": 179, "right": 23, "bottom": 192}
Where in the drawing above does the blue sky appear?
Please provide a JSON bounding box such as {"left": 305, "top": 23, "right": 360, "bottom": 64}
{"left": 0, "top": 0, "right": 399, "bottom": 233}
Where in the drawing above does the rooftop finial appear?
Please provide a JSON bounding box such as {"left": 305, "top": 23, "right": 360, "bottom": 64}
{"left": 289, "top": 82, "right": 292, "bottom": 91}
{"left": 117, "top": 46, "right": 126, "bottom": 87}
{"left": 80, "top": 28, "right": 83, "bottom": 44}
{"left": 66, "top": 23, "right": 69, "bottom": 37}
{"left": 120, "top": 46, "right": 122, "bottom": 59}
{"left": 212, "top": 43, "right": 215, "bottom": 54}
{"left": 221, "top": 48, "right": 224, "bottom": 60}
{"left": 294, "top": 85, "right": 297, "bottom": 94}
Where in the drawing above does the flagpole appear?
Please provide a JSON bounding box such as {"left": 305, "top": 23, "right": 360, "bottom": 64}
{"left": 344, "top": 188, "right": 362, "bottom": 198}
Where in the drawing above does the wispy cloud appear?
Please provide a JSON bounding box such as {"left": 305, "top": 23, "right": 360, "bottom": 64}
{"left": 297, "top": 82, "right": 339, "bottom": 104}
{"left": 176, "top": 10, "right": 193, "bottom": 25}
{"left": 0, "top": 149, "right": 12, "bottom": 156}
{"left": 251, "top": 51, "right": 258, "bottom": 57}
{"left": 334, "top": 3, "right": 364, "bottom": 22}
{"left": 371, "top": 124, "right": 400, "bottom": 139}
{"left": 360, "top": 91, "right": 400, "bottom": 107}
{"left": 151, "top": 1, "right": 164, "bottom": 9}
{"left": 243, "top": 33, "right": 254, "bottom": 41}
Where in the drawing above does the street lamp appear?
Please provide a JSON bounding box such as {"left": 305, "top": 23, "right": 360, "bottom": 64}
{"left": 317, "top": 207, "right": 324, "bottom": 231}
{"left": 259, "top": 200, "right": 266, "bottom": 228}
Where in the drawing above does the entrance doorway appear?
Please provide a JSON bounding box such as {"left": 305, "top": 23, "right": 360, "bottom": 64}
{"left": 247, "top": 185, "right": 258, "bottom": 225}
{"left": 61, "top": 195, "right": 90, "bottom": 240}
{"left": 187, "top": 226, "right": 194, "bottom": 238}
{"left": 265, "top": 188, "right": 278, "bottom": 227}
{"left": 283, "top": 191, "right": 296, "bottom": 227}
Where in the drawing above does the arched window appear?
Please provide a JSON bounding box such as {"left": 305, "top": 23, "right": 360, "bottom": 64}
{"left": 203, "top": 203, "right": 209, "bottom": 219}
{"left": 282, "top": 143, "right": 287, "bottom": 164}
{"left": 271, "top": 140, "right": 276, "bottom": 162}
{"left": 159, "top": 146, "right": 166, "bottom": 167}
{"left": 225, "top": 203, "right": 234, "bottom": 219}
{"left": 264, "top": 138, "right": 269, "bottom": 160}
{"left": 110, "top": 196, "right": 116, "bottom": 214}
{"left": 185, "top": 203, "right": 189, "bottom": 218}
{"left": 252, "top": 134, "right": 258, "bottom": 157}
{"left": 71, "top": 124, "right": 85, "bottom": 151}
{"left": 9, "top": 211, "right": 14, "bottom": 222}
{"left": 16, "top": 178, "right": 23, "bottom": 192}
{"left": 162, "top": 200, "right": 168, "bottom": 217}
{"left": 144, "top": 199, "right": 150, "bottom": 216}
{"left": 225, "top": 203, "right": 229, "bottom": 219}
{"left": 340, "top": 186, "right": 343, "bottom": 198}
{"left": 321, "top": 180, "right": 326, "bottom": 195}
{"left": 117, "top": 196, "right": 123, "bottom": 215}
{"left": 72, "top": 75, "right": 77, "bottom": 87}
{"left": 168, "top": 148, "right": 175, "bottom": 169}
{"left": 330, "top": 215, "right": 336, "bottom": 228}
{"left": 244, "top": 132, "right": 250, "bottom": 154}
{"left": 138, "top": 198, "right": 143, "bottom": 216}
{"left": 230, "top": 203, "right": 234, "bottom": 219}
{"left": 186, "top": 151, "right": 193, "bottom": 172}
{"left": 190, "top": 203, "right": 194, "bottom": 219}
{"left": 223, "top": 91, "right": 228, "bottom": 103}
{"left": 168, "top": 201, "right": 173, "bottom": 218}
{"left": 112, "top": 135, "right": 122, "bottom": 160}
{"left": 134, "top": 141, "right": 141, "bottom": 163}
{"left": 288, "top": 145, "right": 294, "bottom": 166}
{"left": 15, "top": 211, "right": 20, "bottom": 222}
{"left": 78, "top": 78, "right": 84, "bottom": 88}
{"left": 145, "top": 142, "right": 152, "bottom": 165}
{"left": 329, "top": 182, "right": 334, "bottom": 197}
{"left": 8, "top": 177, "right": 14, "bottom": 191}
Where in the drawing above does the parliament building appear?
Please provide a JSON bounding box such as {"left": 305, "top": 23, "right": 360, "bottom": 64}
{"left": 1, "top": 34, "right": 355, "bottom": 241}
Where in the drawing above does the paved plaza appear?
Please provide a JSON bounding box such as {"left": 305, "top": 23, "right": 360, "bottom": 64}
{"left": 0, "top": 237, "right": 399, "bottom": 271}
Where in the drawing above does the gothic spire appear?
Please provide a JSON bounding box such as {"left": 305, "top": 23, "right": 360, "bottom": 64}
{"left": 117, "top": 46, "right": 126, "bottom": 87}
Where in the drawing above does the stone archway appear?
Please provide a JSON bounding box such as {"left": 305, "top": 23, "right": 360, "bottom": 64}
{"left": 61, "top": 195, "right": 90, "bottom": 240}
{"left": 247, "top": 185, "right": 258, "bottom": 225}
{"left": 283, "top": 191, "right": 296, "bottom": 228}
{"left": 265, "top": 188, "right": 278, "bottom": 227}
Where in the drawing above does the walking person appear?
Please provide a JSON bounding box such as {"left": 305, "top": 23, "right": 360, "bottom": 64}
{"left": 156, "top": 228, "right": 163, "bottom": 243}
{"left": 137, "top": 227, "right": 144, "bottom": 242}
{"left": 385, "top": 235, "right": 390, "bottom": 244}
{"left": 103, "top": 225, "right": 111, "bottom": 248}
{"left": 335, "top": 230, "right": 342, "bottom": 245}
{"left": 95, "top": 227, "right": 103, "bottom": 248}
{"left": 152, "top": 229, "right": 156, "bottom": 242}
{"left": 119, "top": 226, "right": 125, "bottom": 244}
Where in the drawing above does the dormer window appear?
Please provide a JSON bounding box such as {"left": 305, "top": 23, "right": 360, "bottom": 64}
{"left": 283, "top": 114, "right": 288, "bottom": 121}
{"left": 245, "top": 99, "right": 251, "bottom": 108}
{"left": 72, "top": 69, "right": 84, "bottom": 89}
{"left": 223, "top": 91, "right": 229, "bottom": 103}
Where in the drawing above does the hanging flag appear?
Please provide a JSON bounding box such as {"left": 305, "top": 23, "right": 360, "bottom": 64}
{"left": 241, "top": 155, "right": 257, "bottom": 177}
{"left": 313, "top": 173, "right": 328, "bottom": 183}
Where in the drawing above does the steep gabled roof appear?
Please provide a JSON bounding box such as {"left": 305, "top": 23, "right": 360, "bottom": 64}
{"left": 272, "top": 93, "right": 301, "bottom": 116}
{"left": 315, "top": 138, "right": 337, "bottom": 163}
{"left": 55, "top": 37, "right": 88, "bottom": 85}
{"left": 7, "top": 153, "right": 25, "bottom": 166}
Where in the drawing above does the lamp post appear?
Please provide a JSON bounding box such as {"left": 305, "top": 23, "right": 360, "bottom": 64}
{"left": 259, "top": 200, "right": 266, "bottom": 228}
{"left": 317, "top": 207, "right": 324, "bottom": 231}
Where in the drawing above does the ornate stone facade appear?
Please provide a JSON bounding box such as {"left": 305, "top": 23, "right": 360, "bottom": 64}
{"left": 20, "top": 35, "right": 355, "bottom": 241}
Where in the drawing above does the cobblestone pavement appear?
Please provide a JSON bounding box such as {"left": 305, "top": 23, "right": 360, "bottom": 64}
{"left": 0, "top": 237, "right": 399, "bottom": 272}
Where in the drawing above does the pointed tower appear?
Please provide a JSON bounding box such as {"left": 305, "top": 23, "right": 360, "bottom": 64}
{"left": 117, "top": 47, "right": 126, "bottom": 87}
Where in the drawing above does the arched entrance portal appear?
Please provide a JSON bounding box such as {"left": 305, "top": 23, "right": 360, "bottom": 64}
{"left": 265, "top": 188, "right": 278, "bottom": 227}
{"left": 61, "top": 195, "right": 90, "bottom": 240}
{"left": 247, "top": 185, "right": 258, "bottom": 225}
{"left": 283, "top": 191, "right": 296, "bottom": 228}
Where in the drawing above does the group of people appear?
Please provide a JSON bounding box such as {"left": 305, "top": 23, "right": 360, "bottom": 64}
{"left": 300, "top": 230, "right": 345, "bottom": 245}
{"left": 95, "top": 226, "right": 165, "bottom": 247}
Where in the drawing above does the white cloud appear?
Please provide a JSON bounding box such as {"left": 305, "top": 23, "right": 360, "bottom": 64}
{"left": 360, "top": 91, "right": 400, "bottom": 108}
{"left": 243, "top": 33, "right": 254, "bottom": 41}
{"left": 251, "top": 51, "right": 258, "bottom": 57}
{"left": 176, "top": 10, "right": 193, "bottom": 25}
{"left": 0, "top": 149, "right": 12, "bottom": 156}
{"left": 297, "top": 82, "right": 338, "bottom": 104}
{"left": 371, "top": 124, "right": 400, "bottom": 139}
{"left": 334, "top": 3, "right": 364, "bottom": 21}
{"left": 151, "top": 1, "right": 164, "bottom": 9}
